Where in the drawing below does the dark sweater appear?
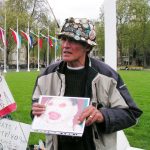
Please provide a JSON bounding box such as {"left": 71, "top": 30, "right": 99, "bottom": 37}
{"left": 58, "top": 67, "right": 95, "bottom": 150}
{"left": 64, "top": 67, "right": 87, "bottom": 97}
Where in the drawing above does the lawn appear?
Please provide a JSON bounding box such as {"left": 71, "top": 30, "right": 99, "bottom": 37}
{"left": 3, "top": 70, "right": 150, "bottom": 149}
{"left": 118, "top": 70, "right": 150, "bottom": 150}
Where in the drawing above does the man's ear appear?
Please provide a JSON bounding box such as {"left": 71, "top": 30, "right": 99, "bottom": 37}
{"left": 86, "top": 48, "right": 90, "bottom": 52}
{"left": 85, "top": 44, "right": 92, "bottom": 52}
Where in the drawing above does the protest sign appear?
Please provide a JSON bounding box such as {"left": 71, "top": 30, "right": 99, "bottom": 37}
{"left": 0, "top": 75, "right": 17, "bottom": 117}
{"left": 0, "top": 118, "right": 31, "bottom": 150}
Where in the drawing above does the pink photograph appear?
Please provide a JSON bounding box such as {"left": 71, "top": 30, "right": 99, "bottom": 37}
{"left": 32, "top": 95, "right": 90, "bottom": 136}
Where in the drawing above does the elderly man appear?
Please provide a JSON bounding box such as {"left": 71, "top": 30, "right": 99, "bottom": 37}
{"left": 31, "top": 17, "right": 142, "bottom": 150}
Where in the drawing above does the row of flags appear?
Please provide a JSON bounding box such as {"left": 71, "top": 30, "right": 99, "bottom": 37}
{"left": 0, "top": 26, "right": 57, "bottom": 50}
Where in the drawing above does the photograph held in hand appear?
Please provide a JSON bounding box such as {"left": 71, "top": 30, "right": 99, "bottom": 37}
{"left": 32, "top": 95, "right": 89, "bottom": 137}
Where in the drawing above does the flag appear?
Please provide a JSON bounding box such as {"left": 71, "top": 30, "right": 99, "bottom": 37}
{"left": 54, "top": 38, "right": 59, "bottom": 51}
{"left": 20, "top": 30, "right": 33, "bottom": 47}
{"left": 48, "top": 37, "right": 53, "bottom": 48}
{"left": 50, "top": 35, "right": 56, "bottom": 40}
{"left": 38, "top": 38, "right": 43, "bottom": 49}
{"left": 0, "top": 27, "right": 6, "bottom": 46}
{"left": 28, "top": 30, "right": 38, "bottom": 47}
{"left": 18, "top": 34, "right": 22, "bottom": 49}
{"left": 0, "top": 28, "right": 2, "bottom": 39}
{"left": 49, "top": 35, "right": 59, "bottom": 50}
{"left": 30, "top": 35, "right": 34, "bottom": 48}
{"left": 10, "top": 28, "right": 21, "bottom": 49}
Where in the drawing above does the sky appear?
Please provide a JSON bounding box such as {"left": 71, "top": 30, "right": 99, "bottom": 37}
{"left": 48, "top": 0, "right": 104, "bottom": 25}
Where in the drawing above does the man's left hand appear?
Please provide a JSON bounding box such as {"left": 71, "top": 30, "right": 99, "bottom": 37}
{"left": 78, "top": 105, "right": 104, "bottom": 126}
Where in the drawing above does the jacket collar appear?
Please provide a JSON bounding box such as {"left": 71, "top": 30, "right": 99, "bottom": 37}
{"left": 57, "top": 56, "right": 93, "bottom": 74}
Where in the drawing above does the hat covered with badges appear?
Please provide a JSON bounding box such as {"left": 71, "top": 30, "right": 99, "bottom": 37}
{"left": 57, "top": 17, "right": 97, "bottom": 46}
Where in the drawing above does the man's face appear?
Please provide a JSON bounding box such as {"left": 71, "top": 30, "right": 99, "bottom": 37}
{"left": 61, "top": 36, "right": 87, "bottom": 67}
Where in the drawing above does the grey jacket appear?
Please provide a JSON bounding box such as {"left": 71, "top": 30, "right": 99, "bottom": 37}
{"left": 32, "top": 58, "right": 142, "bottom": 150}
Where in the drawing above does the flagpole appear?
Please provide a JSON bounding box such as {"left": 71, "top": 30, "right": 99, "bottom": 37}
{"left": 47, "top": 26, "right": 49, "bottom": 67}
{"left": 3, "top": 12, "right": 7, "bottom": 73}
{"left": 37, "top": 28, "right": 40, "bottom": 71}
{"left": 16, "top": 18, "right": 19, "bottom": 72}
{"left": 54, "top": 29, "right": 57, "bottom": 62}
{"left": 27, "top": 21, "right": 30, "bottom": 72}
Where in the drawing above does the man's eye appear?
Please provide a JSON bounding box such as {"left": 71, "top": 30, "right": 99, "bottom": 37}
{"left": 61, "top": 37, "right": 67, "bottom": 41}
{"left": 68, "top": 39, "right": 75, "bottom": 42}
{"left": 62, "top": 38, "right": 65, "bottom": 41}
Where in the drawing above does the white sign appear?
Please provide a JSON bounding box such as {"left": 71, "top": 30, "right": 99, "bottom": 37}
{"left": 0, "top": 75, "right": 17, "bottom": 117}
{"left": 0, "top": 119, "right": 31, "bottom": 150}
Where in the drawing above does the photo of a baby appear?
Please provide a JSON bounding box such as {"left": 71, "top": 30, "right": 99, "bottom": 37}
{"left": 32, "top": 96, "right": 90, "bottom": 136}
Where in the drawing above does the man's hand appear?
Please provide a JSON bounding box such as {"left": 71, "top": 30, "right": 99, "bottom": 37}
{"left": 32, "top": 103, "right": 46, "bottom": 116}
{"left": 78, "top": 105, "right": 104, "bottom": 126}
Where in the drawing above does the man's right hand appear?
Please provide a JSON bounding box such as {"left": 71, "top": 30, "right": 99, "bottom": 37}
{"left": 32, "top": 103, "right": 46, "bottom": 116}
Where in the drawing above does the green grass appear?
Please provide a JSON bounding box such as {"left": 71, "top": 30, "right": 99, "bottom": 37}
{"left": 119, "top": 70, "right": 150, "bottom": 150}
{"left": 3, "top": 70, "right": 150, "bottom": 149}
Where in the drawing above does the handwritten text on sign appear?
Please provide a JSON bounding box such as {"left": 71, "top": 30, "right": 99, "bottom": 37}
{"left": 0, "top": 119, "right": 31, "bottom": 150}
